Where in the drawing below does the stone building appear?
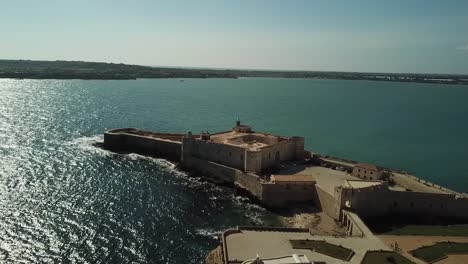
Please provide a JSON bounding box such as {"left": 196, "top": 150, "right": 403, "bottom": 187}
{"left": 351, "top": 163, "right": 383, "bottom": 180}
{"left": 182, "top": 121, "right": 305, "bottom": 174}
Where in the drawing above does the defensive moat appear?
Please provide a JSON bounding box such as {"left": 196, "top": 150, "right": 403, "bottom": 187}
{"left": 104, "top": 121, "right": 468, "bottom": 264}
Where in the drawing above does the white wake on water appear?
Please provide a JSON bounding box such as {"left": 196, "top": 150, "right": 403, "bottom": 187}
{"left": 69, "top": 135, "right": 188, "bottom": 177}
{"left": 194, "top": 229, "right": 222, "bottom": 239}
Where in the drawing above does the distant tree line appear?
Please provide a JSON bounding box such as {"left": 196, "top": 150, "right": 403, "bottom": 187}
{"left": 0, "top": 59, "right": 467, "bottom": 85}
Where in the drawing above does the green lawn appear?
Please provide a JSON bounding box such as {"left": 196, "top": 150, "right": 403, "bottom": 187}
{"left": 410, "top": 242, "right": 468, "bottom": 263}
{"left": 361, "top": 251, "right": 415, "bottom": 264}
{"left": 290, "top": 239, "right": 354, "bottom": 261}
{"left": 383, "top": 224, "right": 468, "bottom": 236}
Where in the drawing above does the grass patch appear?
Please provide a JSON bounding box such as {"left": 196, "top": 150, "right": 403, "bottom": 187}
{"left": 383, "top": 225, "right": 468, "bottom": 236}
{"left": 290, "top": 239, "right": 354, "bottom": 261}
{"left": 361, "top": 251, "right": 415, "bottom": 264}
{"left": 410, "top": 242, "right": 468, "bottom": 263}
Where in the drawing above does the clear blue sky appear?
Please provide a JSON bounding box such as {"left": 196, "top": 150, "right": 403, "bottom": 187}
{"left": 1, "top": 0, "right": 467, "bottom": 74}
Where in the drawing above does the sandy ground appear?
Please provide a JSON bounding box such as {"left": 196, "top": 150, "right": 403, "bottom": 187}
{"left": 279, "top": 207, "right": 347, "bottom": 236}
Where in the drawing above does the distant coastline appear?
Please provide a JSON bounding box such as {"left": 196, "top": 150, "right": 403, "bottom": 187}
{"left": 1, "top": 59, "right": 467, "bottom": 85}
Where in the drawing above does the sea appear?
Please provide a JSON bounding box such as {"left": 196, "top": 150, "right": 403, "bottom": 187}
{"left": 1, "top": 78, "right": 467, "bottom": 263}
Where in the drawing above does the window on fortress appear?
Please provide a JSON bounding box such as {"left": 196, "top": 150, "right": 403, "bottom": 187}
{"left": 370, "top": 172, "right": 373, "bottom": 175}
{"left": 370, "top": 177, "right": 373, "bottom": 180}
{"left": 241, "top": 154, "right": 244, "bottom": 161}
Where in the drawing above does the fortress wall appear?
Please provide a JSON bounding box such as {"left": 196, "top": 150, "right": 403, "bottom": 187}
{"left": 244, "top": 150, "right": 262, "bottom": 173}
{"left": 343, "top": 187, "right": 468, "bottom": 220}
{"left": 104, "top": 131, "right": 182, "bottom": 161}
{"left": 261, "top": 182, "right": 316, "bottom": 207}
{"left": 260, "top": 141, "right": 296, "bottom": 170}
{"left": 235, "top": 173, "right": 263, "bottom": 198}
{"left": 104, "top": 131, "right": 127, "bottom": 150}
{"left": 182, "top": 156, "right": 242, "bottom": 183}
{"left": 292, "top": 136, "right": 305, "bottom": 159}
{"left": 315, "top": 185, "right": 341, "bottom": 219}
{"left": 189, "top": 140, "right": 245, "bottom": 171}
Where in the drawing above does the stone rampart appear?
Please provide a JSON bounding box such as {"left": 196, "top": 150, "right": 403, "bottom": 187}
{"left": 315, "top": 185, "right": 341, "bottom": 219}
{"left": 181, "top": 156, "right": 243, "bottom": 184}
{"left": 341, "top": 186, "right": 468, "bottom": 220}
{"left": 184, "top": 139, "right": 246, "bottom": 171}
{"left": 235, "top": 173, "right": 263, "bottom": 198}
{"left": 261, "top": 182, "right": 316, "bottom": 207}
{"left": 259, "top": 140, "right": 296, "bottom": 170}
{"left": 104, "top": 129, "right": 182, "bottom": 161}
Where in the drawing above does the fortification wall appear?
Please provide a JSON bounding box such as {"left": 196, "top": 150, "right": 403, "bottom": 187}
{"left": 235, "top": 172, "right": 263, "bottom": 198}
{"left": 315, "top": 185, "right": 341, "bottom": 219}
{"left": 104, "top": 131, "right": 182, "bottom": 161}
{"left": 260, "top": 141, "right": 296, "bottom": 170}
{"left": 181, "top": 156, "right": 244, "bottom": 183}
{"left": 261, "top": 182, "right": 316, "bottom": 207}
{"left": 188, "top": 140, "right": 245, "bottom": 171}
{"left": 342, "top": 187, "right": 468, "bottom": 220}
{"left": 244, "top": 150, "right": 262, "bottom": 173}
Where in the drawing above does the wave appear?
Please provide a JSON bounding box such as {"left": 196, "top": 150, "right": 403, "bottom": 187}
{"left": 195, "top": 228, "right": 222, "bottom": 239}
{"left": 67, "top": 135, "right": 113, "bottom": 157}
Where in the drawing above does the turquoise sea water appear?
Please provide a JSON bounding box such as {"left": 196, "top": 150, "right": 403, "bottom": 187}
{"left": 1, "top": 78, "right": 467, "bottom": 263}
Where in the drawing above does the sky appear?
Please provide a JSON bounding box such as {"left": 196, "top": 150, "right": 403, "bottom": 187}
{"left": 1, "top": 0, "right": 467, "bottom": 74}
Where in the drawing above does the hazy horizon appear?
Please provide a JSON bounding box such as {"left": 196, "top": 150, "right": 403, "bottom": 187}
{"left": 1, "top": 0, "right": 468, "bottom": 75}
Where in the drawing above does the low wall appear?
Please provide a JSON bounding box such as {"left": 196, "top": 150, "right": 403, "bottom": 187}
{"left": 104, "top": 130, "right": 182, "bottom": 161}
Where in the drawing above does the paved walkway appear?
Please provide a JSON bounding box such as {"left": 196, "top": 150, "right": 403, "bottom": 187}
{"left": 226, "top": 228, "right": 389, "bottom": 264}
{"left": 378, "top": 235, "right": 468, "bottom": 264}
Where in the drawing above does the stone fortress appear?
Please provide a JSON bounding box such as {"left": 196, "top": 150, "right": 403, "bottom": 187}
{"left": 104, "top": 121, "right": 468, "bottom": 264}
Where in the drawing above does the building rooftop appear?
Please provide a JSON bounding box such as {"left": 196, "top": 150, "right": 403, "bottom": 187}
{"left": 208, "top": 130, "right": 287, "bottom": 151}
{"left": 277, "top": 165, "right": 361, "bottom": 196}
{"left": 354, "top": 163, "right": 382, "bottom": 172}
{"left": 345, "top": 180, "right": 384, "bottom": 189}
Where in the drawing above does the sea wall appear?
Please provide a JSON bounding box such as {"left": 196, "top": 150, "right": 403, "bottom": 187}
{"left": 181, "top": 156, "right": 242, "bottom": 184}
{"left": 235, "top": 172, "right": 263, "bottom": 198}
{"left": 104, "top": 129, "right": 182, "bottom": 161}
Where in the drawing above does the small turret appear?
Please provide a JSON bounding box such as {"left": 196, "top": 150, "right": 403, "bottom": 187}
{"left": 185, "top": 131, "right": 193, "bottom": 139}
{"left": 201, "top": 131, "right": 211, "bottom": 140}
{"left": 232, "top": 118, "right": 252, "bottom": 133}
